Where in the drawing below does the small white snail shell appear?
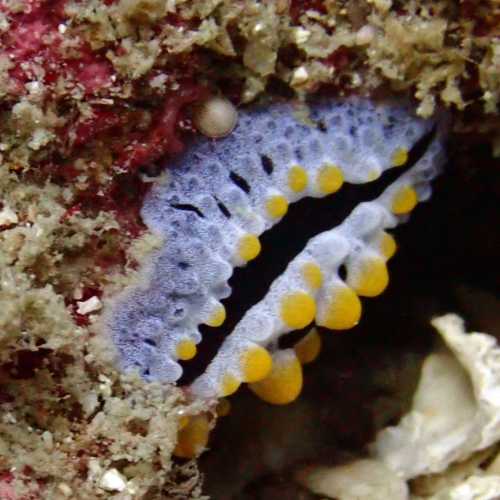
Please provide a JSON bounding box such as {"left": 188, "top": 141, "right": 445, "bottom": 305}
{"left": 192, "top": 96, "right": 238, "bottom": 138}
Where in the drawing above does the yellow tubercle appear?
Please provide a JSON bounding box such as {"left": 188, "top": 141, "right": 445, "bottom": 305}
{"left": 176, "top": 340, "right": 197, "bottom": 361}
{"left": 367, "top": 169, "right": 381, "bottom": 181}
{"left": 249, "top": 350, "right": 303, "bottom": 405}
{"left": 380, "top": 232, "right": 397, "bottom": 260}
{"left": 173, "top": 414, "right": 210, "bottom": 459}
{"left": 294, "top": 327, "right": 322, "bottom": 364}
{"left": 317, "top": 285, "right": 362, "bottom": 330}
{"left": 205, "top": 303, "right": 226, "bottom": 327}
{"left": 220, "top": 373, "right": 241, "bottom": 397}
{"left": 288, "top": 165, "right": 308, "bottom": 193}
{"left": 241, "top": 346, "right": 273, "bottom": 383}
{"left": 266, "top": 195, "right": 289, "bottom": 218}
{"left": 178, "top": 416, "right": 190, "bottom": 430}
{"left": 391, "top": 185, "right": 418, "bottom": 214}
{"left": 216, "top": 398, "right": 231, "bottom": 417}
{"left": 391, "top": 147, "right": 409, "bottom": 167}
{"left": 280, "top": 292, "right": 316, "bottom": 330}
{"left": 302, "top": 262, "right": 323, "bottom": 290}
{"left": 349, "top": 256, "right": 389, "bottom": 297}
{"left": 238, "top": 234, "right": 261, "bottom": 262}
{"left": 317, "top": 164, "right": 344, "bottom": 194}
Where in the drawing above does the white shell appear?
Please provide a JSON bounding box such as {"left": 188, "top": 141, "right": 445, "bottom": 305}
{"left": 298, "top": 314, "right": 500, "bottom": 500}
{"left": 192, "top": 96, "right": 238, "bottom": 138}
{"left": 373, "top": 313, "right": 500, "bottom": 479}
{"left": 415, "top": 475, "right": 500, "bottom": 500}
{"left": 297, "top": 459, "right": 409, "bottom": 500}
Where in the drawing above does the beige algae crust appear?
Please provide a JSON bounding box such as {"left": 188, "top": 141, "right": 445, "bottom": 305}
{"left": 0, "top": 0, "right": 498, "bottom": 497}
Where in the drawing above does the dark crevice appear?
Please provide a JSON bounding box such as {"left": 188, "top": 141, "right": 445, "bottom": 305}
{"left": 170, "top": 203, "right": 204, "bottom": 218}
{"left": 178, "top": 130, "right": 436, "bottom": 384}
{"left": 278, "top": 325, "right": 312, "bottom": 350}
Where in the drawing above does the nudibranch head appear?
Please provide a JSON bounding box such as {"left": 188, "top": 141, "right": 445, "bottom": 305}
{"left": 192, "top": 95, "right": 238, "bottom": 139}
{"left": 106, "top": 96, "right": 446, "bottom": 407}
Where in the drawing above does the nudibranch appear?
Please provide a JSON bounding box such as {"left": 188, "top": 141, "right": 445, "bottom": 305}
{"left": 107, "top": 97, "right": 446, "bottom": 404}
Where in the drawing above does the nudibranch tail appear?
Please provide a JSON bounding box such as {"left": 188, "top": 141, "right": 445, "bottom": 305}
{"left": 106, "top": 97, "right": 446, "bottom": 401}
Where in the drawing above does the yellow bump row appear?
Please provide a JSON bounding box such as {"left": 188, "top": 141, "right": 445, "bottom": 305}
{"left": 367, "top": 168, "right": 381, "bottom": 181}
{"left": 294, "top": 327, "right": 322, "bottom": 364}
{"left": 205, "top": 303, "right": 226, "bottom": 327}
{"left": 238, "top": 234, "right": 261, "bottom": 262}
{"left": 249, "top": 350, "right": 303, "bottom": 405}
{"left": 317, "top": 285, "right": 362, "bottom": 330}
{"left": 173, "top": 414, "right": 210, "bottom": 458}
{"left": 240, "top": 345, "right": 273, "bottom": 383}
{"left": 391, "top": 185, "right": 418, "bottom": 215}
{"left": 220, "top": 373, "right": 241, "bottom": 397}
{"left": 302, "top": 262, "right": 323, "bottom": 290}
{"left": 280, "top": 292, "right": 316, "bottom": 330}
{"left": 349, "top": 256, "right": 389, "bottom": 297}
{"left": 317, "top": 164, "right": 344, "bottom": 194}
{"left": 266, "top": 195, "right": 289, "bottom": 219}
{"left": 391, "top": 147, "right": 409, "bottom": 167}
{"left": 288, "top": 165, "right": 308, "bottom": 193}
{"left": 176, "top": 340, "right": 197, "bottom": 361}
{"left": 380, "top": 232, "right": 397, "bottom": 260}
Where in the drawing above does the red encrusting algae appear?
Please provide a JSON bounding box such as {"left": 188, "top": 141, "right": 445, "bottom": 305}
{"left": 117, "top": 85, "right": 208, "bottom": 171}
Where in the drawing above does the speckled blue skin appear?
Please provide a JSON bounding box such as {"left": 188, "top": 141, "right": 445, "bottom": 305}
{"left": 107, "top": 97, "right": 438, "bottom": 385}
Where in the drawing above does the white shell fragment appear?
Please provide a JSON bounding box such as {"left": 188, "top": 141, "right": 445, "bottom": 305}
{"left": 298, "top": 314, "right": 500, "bottom": 500}
{"left": 297, "top": 459, "right": 409, "bottom": 500}
{"left": 418, "top": 475, "right": 500, "bottom": 500}
{"left": 192, "top": 95, "right": 238, "bottom": 138}
{"left": 99, "top": 468, "right": 127, "bottom": 492}
{"left": 373, "top": 313, "right": 500, "bottom": 479}
{"left": 77, "top": 296, "right": 102, "bottom": 315}
{"left": 0, "top": 204, "right": 18, "bottom": 225}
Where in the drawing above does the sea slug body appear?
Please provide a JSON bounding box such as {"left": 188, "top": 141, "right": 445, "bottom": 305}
{"left": 106, "top": 97, "right": 446, "bottom": 402}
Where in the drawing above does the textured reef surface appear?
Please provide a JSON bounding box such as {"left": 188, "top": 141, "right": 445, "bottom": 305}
{"left": 108, "top": 97, "right": 445, "bottom": 403}
{"left": 0, "top": 0, "right": 497, "bottom": 497}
